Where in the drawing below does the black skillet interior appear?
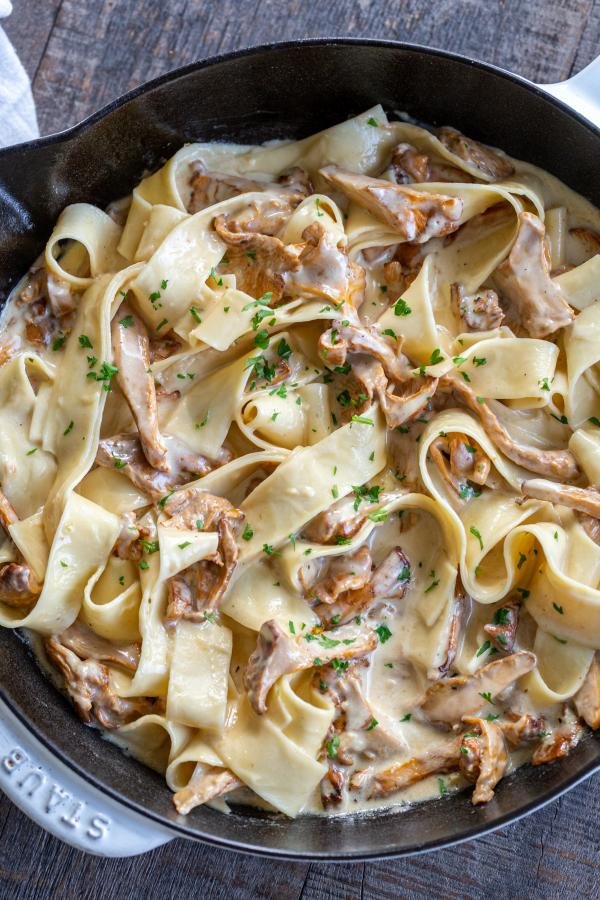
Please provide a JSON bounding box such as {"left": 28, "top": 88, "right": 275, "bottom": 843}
{"left": 0, "top": 40, "right": 598, "bottom": 859}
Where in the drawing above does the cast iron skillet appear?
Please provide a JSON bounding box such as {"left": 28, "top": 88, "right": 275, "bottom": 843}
{"left": 0, "top": 39, "right": 598, "bottom": 860}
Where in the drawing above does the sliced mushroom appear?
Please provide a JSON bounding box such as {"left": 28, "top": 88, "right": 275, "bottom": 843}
{"left": 0, "top": 562, "right": 41, "bottom": 610}
{"left": 314, "top": 547, "right": 410, "bottom": 626}
{"left": 173, "top": 763, "right": 242, "bottom": 814}
{"left": 319, "top": 165, "right": 463, "bottom": 243}
{"left": 436, "top": 127, "right": 514, "bottom": 181}
{"left": 419, "top": 650, "right": 537, "bottom": 726}
{"left": 44, "top": 637, "right": 158, "bottom": 729}
{"left": 349, "top": 736, "right": 462, "bottom": 799}
{"left": 285, "top": 222, "right": 364, "bottom": 306}
{"left": 112, "top": 302, "right": 168, "bottom": 471}
{"left": 451, "top": 283, "right": 505, "bottom": 332}
{"left": 459, "top": 716, "right": 508, "bottom": 804}
{"left": 319, "top": 321, "right": 412, "bottom": 383}
{"left": 0, "top": 485, "right": 18, "bottom": 531}
{"left": 494, "top": 213, "right": 574, "bottom": 338}
{"left": 377, "top": 375, "right": 439, "bottom": 429}
{"left": 163, "top": 488, "right": 244, "bottom": 621}
{"left": 522, "top": 479, "right": 600, "bottom": 518}
{"left": 432, "top": 581, "right": 470, "bottom": 679}
{"left": 532, "top": 706, "right": 583, "bottom": 765}
{"left": 319, "top": 665, "right": 407, "bottom": 807}
{"left": 483, "top": 599, "right": 520, "bottom": 653}
{"left": 500, "top": 712, "right": 548, "bottom": 748}
{"left": 213, "top": 212, "right": 302, "bottom": 302}
{"left": 447, "top": 375, "right": 580, "bottom": 480}
{"left": 574, "top": 653, "right": 600, "bottom": 729}
{"left": 96, "top": 434, "right": 230, "bottom": 500}
{"left": 189, "top": 162, "right": 311, "bottom": 214}
{"left": 388, "top": 142, "right": 479, "bottom": 185}
{"left": 244, "top": 619, "right": 377, "bottom": 715}
{"left": 310, "top": 547, "right": 373, "bottom": 606}
{"left": 54, "top": 620, "right": 140, "bottom": 673}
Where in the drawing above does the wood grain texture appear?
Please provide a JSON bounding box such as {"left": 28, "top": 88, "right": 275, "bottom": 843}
{"left": 1, "top": 1, "right": 599, "bottom": 897}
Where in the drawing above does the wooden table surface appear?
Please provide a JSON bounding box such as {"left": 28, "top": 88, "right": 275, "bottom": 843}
{"left": 1, "top": 1, "right": 599, "bottom": 896}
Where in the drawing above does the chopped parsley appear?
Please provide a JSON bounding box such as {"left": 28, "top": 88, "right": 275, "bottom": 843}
{"left": 190, "top": 306, "right": 202, "bottom": 323}
{"left": 113, "top": 458, "right": 126, "bottom": 469}
{"left": 479, "top": 691, "right": 495, "bottom": 705}
{"left": 472, "top": 356, "right": 487, "bottom": 367}
{"left": 394, "top": 298, "right": 412, "bottom": 317}
{"left": 158, "top": 491, "right": 175, "bottom": 509}
{"left": 262, "top": 543, "right": 280, "bottom": 556}
{"left": 375, "top": 623, "right": 392, "bottom": 643}
{"left": 254, "top": 329, "right": 270, "bottom": 350}
{"left": 366, "top": 117, "right": 379, "bottom": 127}
{"left": 429, "top": 348, "right": 444, "bottom": 365}
{"left": 177, "top": 541, "right": 191, "bottom": 550}
{"left": 476, "top": 640, "right": 491, "bottom": 657}
{"left": 517, "top": 552, "right": 527, "bottom": 569}
{"left": 553, "top": 602, "right": 564, "bottom": 614}
{"left": 366, "top": 717, "right": 378, "bottom": 731}
{"left": 438, "top": 778, "right": 448, "bottom": 796}
{"left": 52, "top": 334, "right": 66, "bottom": 351}
{"left": 351, "top": 414, "right": 374, "bottom": 425}
{"left": 588, "top": 417, "right": 600, "bottom": 428}
{"left": 63, "top": 420, "right": 74, "bottom": 436}
{"left": 470, "top": 525, "right": 484, "bottom": 550}
{"left": 25, "top": 448, "right": 37, "bottom": 456}
{"left": 241, "top": 524, "right": 254, "bottom": 541}
{"left": 277, "top": 337, "right": 292, "bottom": 359}
{"left": 139, "top": 559, "right": 150, "bottom": 570}
{"left": 139, "top": 539, "right": 159, "bottom": 554}
{"left": 400, "top": 713, "right": 412, "bottom": 722}
{"left": 78, "top": 334, "right": 93, "bottom": 348}
{"left": 494, "top": 607, "right": 510, "bottom": 626}
{"left": 326, "top": 736, "right": 340, "bottom": 759}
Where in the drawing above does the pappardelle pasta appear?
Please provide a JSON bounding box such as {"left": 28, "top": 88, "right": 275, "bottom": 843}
{"left": 1, "top": 107, "right": 599, "bottom": 818}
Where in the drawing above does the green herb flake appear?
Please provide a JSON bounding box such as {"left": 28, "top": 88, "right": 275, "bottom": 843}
{"left": 63, "top": 420, "right": 74, "bottom": 436}
{"left": 394, "top": 298, "right": 412, "bottom": 317}
{"left": 242, "top": 524, "right": 254, "bottom": 541}
{"left": 326, "top": 736, "right": 341, "bottom": 759}
{"left": 375, "top": 623, "right": 392, "bottom": 643}
{"left": 52, "top": 334, "right": 66, "bottom": 351}
{"left": 553, "top": 602, "right": 564, "bottom": 614}
{"left": 476, "top": 640, "right": 491, "bottom": 657}
{"left": 366, "top": 717, "right": 379, "bottom": 731}
{"left": 470, "top": 525, "right": 484, "bottom": 550}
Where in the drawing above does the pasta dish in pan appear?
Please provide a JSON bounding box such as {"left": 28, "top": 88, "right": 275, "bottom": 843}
{"left": 0, "top": 107, "right": 598, "bottom": 818}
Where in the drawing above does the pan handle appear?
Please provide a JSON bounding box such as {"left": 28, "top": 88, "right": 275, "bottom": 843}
{"left": 0, "top": 699, "right": 175, "bottom": 856}
{"left": 539, "top": 55, "right": 600, "bottom": 129}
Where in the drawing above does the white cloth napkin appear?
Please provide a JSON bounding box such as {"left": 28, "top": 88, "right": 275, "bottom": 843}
{"left": 0, "top": 1, "right": 39, "bottom": 147}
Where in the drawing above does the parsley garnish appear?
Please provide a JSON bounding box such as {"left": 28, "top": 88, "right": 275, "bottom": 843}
{"left": 470, "top": 525, "right": 484, "bottom": 550}
{"left": 242, "top": 524, "right": 254, "bottom": 541}
{"left": 351, "top": 415, "right": 374, "bottom": 425}
{"left": 63, "top": 420, "right": 74, "bottom": 436}
{"left": 476, "top": 641, "right": 491, "bottom": 657}
{"left": 479, "top": 691, "right": 495, "bottom": 705}
{"left": 375, "top": 623, "right": 392, "bottom": 643}
{"left": 394, "top": 298, "right": 412, "bottom": 316}
{"left": 326, "top": 736, "right": 340, "bottom": 759}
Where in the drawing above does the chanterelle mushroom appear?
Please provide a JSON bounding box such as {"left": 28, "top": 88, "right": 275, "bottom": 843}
{"left": 0, "top": 562, "right": 41, "bottom": 610}
{"left": 112, "top": 302, "right": 169, "bottom": 472}
{"left": 459, "top": 716, "right": 508, "bottom": 804}
{"left": 308, "top": 547, "right": 373, "bottom": 606}
{"left": 522, "top": 479, "right": 600, "bottom": 519}
{"left": 313, "top": 547, "right": 411, "bottom": 626}
{"left": 319, "top": 665, "right": 407, "bottom": 807}
{"left": 494, "top": 212, "right": 574, "bottom": 338}
{"left": 0, "top": 484, "right": 18, "bottom": 531}
{"left": 349, "top": 736, "right": 462, "bottom": 799}
{"left": 54, "top": 620, "right": 140, "bottom": 673}
{"left": 244, "top": 619, "right": 378, "bottom": 714}
{"left": 213, "top": 210, "right": 302, "bottom": 302}
{"left": 436, "top": 127, "right": 515, "bottom": 181}
{"left": 419, "top": 650, "right": 537, "bottom": 726}
{"left": 285, "top": 222, "right": 365, "bottom": 307}
{"left": 44, "top": 636, "right": 159, "bottom": 729}
{"left": 319, "top": 165, "right": 463, "bottom": 243}
{"left": 446, "top": 375, "right": 580, "bottom": 481}
{"left": 483, "top": 599, "right": 520, "bottom": 653}
{"left": 173, "top": 763, "right": 242, "bottom": 815}
{"left": 451, "top": 283, "right": 505, "bottom": 332}
{"left": 574, "top": 654, "right": 600, "bottom": 729}
{"left": 532, "top": 706, "right": 583, "bottom": 765}
{"left": 96, "top": 433, "right": 231, "bottom": 500}
{"left": 319, "top": 320, "right": 412, "bottom": 384}
{"left": 162, "top": 486, "right": 245, "bottom": 620}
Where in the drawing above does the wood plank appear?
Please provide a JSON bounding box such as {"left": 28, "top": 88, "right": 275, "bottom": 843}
{"left": 0, "top": 1, "right": 599, "bottom": 899}
{"left": 29, "top": 0, "right": 600, "bottom": 136}
{"left": 2, "top": 0, "right": 62, "bottom": 82}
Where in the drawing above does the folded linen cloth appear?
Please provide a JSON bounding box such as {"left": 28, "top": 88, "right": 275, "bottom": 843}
{"left": 0, "top": 0, "right": 39, "bottom": 147}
